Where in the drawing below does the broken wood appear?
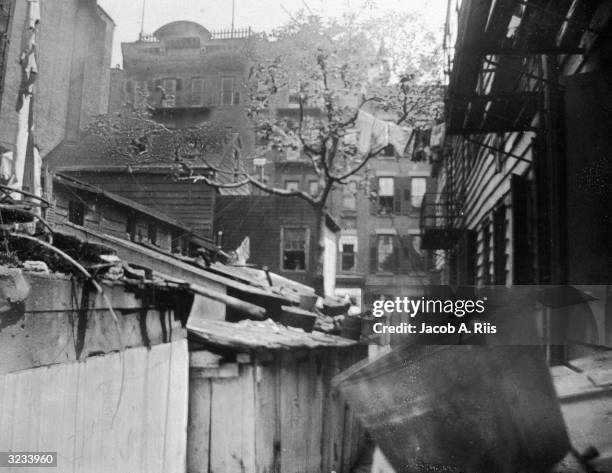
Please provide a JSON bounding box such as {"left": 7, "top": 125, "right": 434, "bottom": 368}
{"left": 189, "top": 283, "right": 266, "bottom": 320}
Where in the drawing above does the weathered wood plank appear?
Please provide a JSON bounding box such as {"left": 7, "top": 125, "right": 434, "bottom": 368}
{"left": 145, "top": 344, "right": 171, "bottom": 473}
{"left": 306, "top": 352, "right": 324, "bottom": 472}
{"left": 57, "top": 363, "right": 78, "bottom": 471}
{"left": 0, "top": 342, "right": 189, "bottom": 473}
{"left": 210, "top": 366, "right": 256, "bottom": 473}
{"left": 163, "top": 339, "right": 189, "bottom": 473}
{"left": 81, "top": 355, "right": 106, "bottom": 473}
{"left": 187, "top": 377, "right": 212, "bottom": 473}
{"left": 254, "top": 360, "right": 278, "bottom": 473}
{"left": 279, "top": 351, "right": 311, "bottom": 473}
{"left": 99, "top": 351, "right": 122, "bottom": 473}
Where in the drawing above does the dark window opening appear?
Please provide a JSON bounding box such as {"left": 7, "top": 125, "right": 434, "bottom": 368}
{"left": 148, "top": 223, "right": 157, "bottom": 245}
{"left": 341, "top": 243, "right": 356, "bottom": 272}
{"left": 377, "top": 177, "right": 394, "bottom": 215}
{"left": 68, "top": 201, "right": 85, "bottom": 226}
{"left": 282, "top": 228, "right": 307, "bottom": 271}
{"left": 377, "top": 234, "right": 395, "bottom": 272}
{"left": 126, "top": 216, "right": 137, "bottom": 241}
{"left": 171, "top": 230, "right": 182, "bottom": 254}
{"left": 382, "top": 143, "right": 395, "bottom": 157}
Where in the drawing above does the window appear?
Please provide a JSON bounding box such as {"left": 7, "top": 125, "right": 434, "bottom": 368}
{"left": 171, "top": 229, "right": 182, "bottom": 254}
{"left": 339, "top": 235, "right": 357, "bottom": 273}
{"left": 341, "top": 243, "right": 356, "bottom": 272}
{"left": 68, "top": 201, "right": 85, "bottom": 226}
{"left": 282, "top": 227, "right": 308, "bottom": 271}
{"left": 377, "top": 234, "right": 395, "bottom": 272}
{"left": 378, "top": 177, "right": 394, "bottom": 214}
{"left": 342, "top": 181, "right": 357, "bottom": 210}
{"left": 126, "top": 216, "right": 137, "bottom": 241}
{"left": 220, "top": 77, "right": 235, "bottom": 105}
{"left": 285, "top": 180, "right": 299, "bottom": 191}
{"left": 191, "top": 78, "right": 204, "bottom": 105}
{"left": 147, "top": 223, "right": 157, "bottom": 245}
{"left": 288, "top": 84, "right": 300, "bottom": 107}
{"left": 162, "top": 78, "right": 177, "bottom": 107}
{"left": 410, "top": 177, "right": 427, "bottom": 208}
{"left": 382, "top": 143, "right": 395, "bottom": 157}
{"left": 308, "top": 180, "right": 319, "bottom": 196}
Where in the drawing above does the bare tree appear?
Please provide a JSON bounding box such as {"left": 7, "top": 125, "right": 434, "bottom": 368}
{"left": 88, "top": 9, "right": 444, "bottom": 291}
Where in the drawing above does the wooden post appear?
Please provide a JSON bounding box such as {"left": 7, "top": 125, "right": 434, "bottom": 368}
{"left": 10, "top": 0, "right": 39, "bottom": 200}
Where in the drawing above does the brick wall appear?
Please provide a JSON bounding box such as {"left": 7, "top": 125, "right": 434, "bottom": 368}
{"left": 0, "top": 0, "right": 113, "bottom": 156}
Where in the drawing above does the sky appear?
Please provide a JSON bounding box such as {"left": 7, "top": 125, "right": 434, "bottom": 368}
{"left": 98, "top": 0, "right": 449, "bottom": 67}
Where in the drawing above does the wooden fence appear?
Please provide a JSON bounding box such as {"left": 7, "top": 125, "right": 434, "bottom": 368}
{"left": 187, "top": 346, "right": 367, "bottom": 473}
{"left": 0, "top": 340, "right": 189, "bottom": 473}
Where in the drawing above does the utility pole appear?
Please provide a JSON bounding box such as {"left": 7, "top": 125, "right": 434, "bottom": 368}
{"left": 10, "top": 0, "right": 39, "bottom": 200}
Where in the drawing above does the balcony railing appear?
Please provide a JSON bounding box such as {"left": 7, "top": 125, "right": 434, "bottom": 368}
{"left": 210, "top": 28, "right": 253, "bottom": 40}
{"left": 420, "top": 193, "right": 463, "bottom": 250}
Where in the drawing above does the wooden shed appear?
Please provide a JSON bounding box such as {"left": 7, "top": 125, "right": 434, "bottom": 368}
{"left": 186, "top": 318, "right": 368, "bottom": 473}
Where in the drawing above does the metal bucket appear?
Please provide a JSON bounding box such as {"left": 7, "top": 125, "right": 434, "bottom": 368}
{"left": 334, "top": 344, "right": 569, "bottom": 473}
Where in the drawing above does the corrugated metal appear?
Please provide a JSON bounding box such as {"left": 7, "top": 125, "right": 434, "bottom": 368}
{"left": 0, "top": 340, "right": 189, "bottom": 473}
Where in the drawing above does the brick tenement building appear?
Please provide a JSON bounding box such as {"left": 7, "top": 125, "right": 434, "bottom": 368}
{"left": 108, "top": 21, "right": 255, "bottom": 157}
{"left": 254, "top": 94, "right": 432, "bottom": 308}
{"left": 0, "top": 0, "right": 113, "bottom": 157}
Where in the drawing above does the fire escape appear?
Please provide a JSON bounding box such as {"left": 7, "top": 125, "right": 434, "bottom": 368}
{"left": 421, "top": 0, "right": 595, "bottom": 256}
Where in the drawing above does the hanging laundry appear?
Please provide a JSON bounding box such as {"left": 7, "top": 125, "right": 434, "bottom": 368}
{"left": 388, "top": 123, "right": 413, "bottom": 156}
{"left": 430, "top": 123, "right": 446, "bottom": 148}
{"left": 356, "top": 110, "right": 391, "bottom": 155}
{"left": 356, "top": 111, "right": 376, "bottom": 154}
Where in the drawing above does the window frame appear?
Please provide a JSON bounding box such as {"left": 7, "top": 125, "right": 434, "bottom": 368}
{"left": 284, "top": 180, "right": 300, "bottom": 192}
{"left": 376, "top": 234, "right": 396, "bottom": 273}
{"left": 68, "top": 200, "right": 85, "bottom": 226}
{"left": 162, "top": 78, "right": 177, "bottom": 107}
{"left": 191, "top": 77, "right": 205, "bottom": 106}
{"left": 147, "top": 222, "right": 158, "bottom": 246}
{"left": 220, "top": 77, "right": 235, "bottom": 106}
{"left": 280, "top": 226, "right": 309, "bottom": 272}
{"left": 339, "top": 235, "right": 358, "bottom": 273}
{"left": 377, "top": 176, "right": 395, "bottom": 215}
{"left": 410, "top": 177, "right": 427, "bottom": 208}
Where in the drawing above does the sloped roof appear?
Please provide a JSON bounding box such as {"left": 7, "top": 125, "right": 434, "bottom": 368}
{"left": 45, "top": 130, "right": 250, "bottom": 195}
{"left": 53, "top": 173, "right": 192, "bottom": 232}
{"left": 45, "top": 132, "right": 226, "bottom": 170}
{"left": 188, "top": 318, "right": 356, "bottom": 351}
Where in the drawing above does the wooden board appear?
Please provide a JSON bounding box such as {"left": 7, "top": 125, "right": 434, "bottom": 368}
{"left": 0, "top": 340, "right": 189, "bottom": 473}
{"left": 188, "top": 378, "right": 212, "bottom": 473}
{"left": 210, "top": 365, "right": 256, "bottom": 473}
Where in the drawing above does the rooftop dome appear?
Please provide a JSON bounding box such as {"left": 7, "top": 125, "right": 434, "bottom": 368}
{"left": 153, "top": 21, "right": 212, "bottom": 41}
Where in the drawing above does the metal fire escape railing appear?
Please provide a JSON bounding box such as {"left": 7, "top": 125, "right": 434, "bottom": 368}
{"left": 445, "top": 0, "right": 590, "bottom": 137}
{"left": 420, "top": 192, "right": 463, "bottom": 251}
